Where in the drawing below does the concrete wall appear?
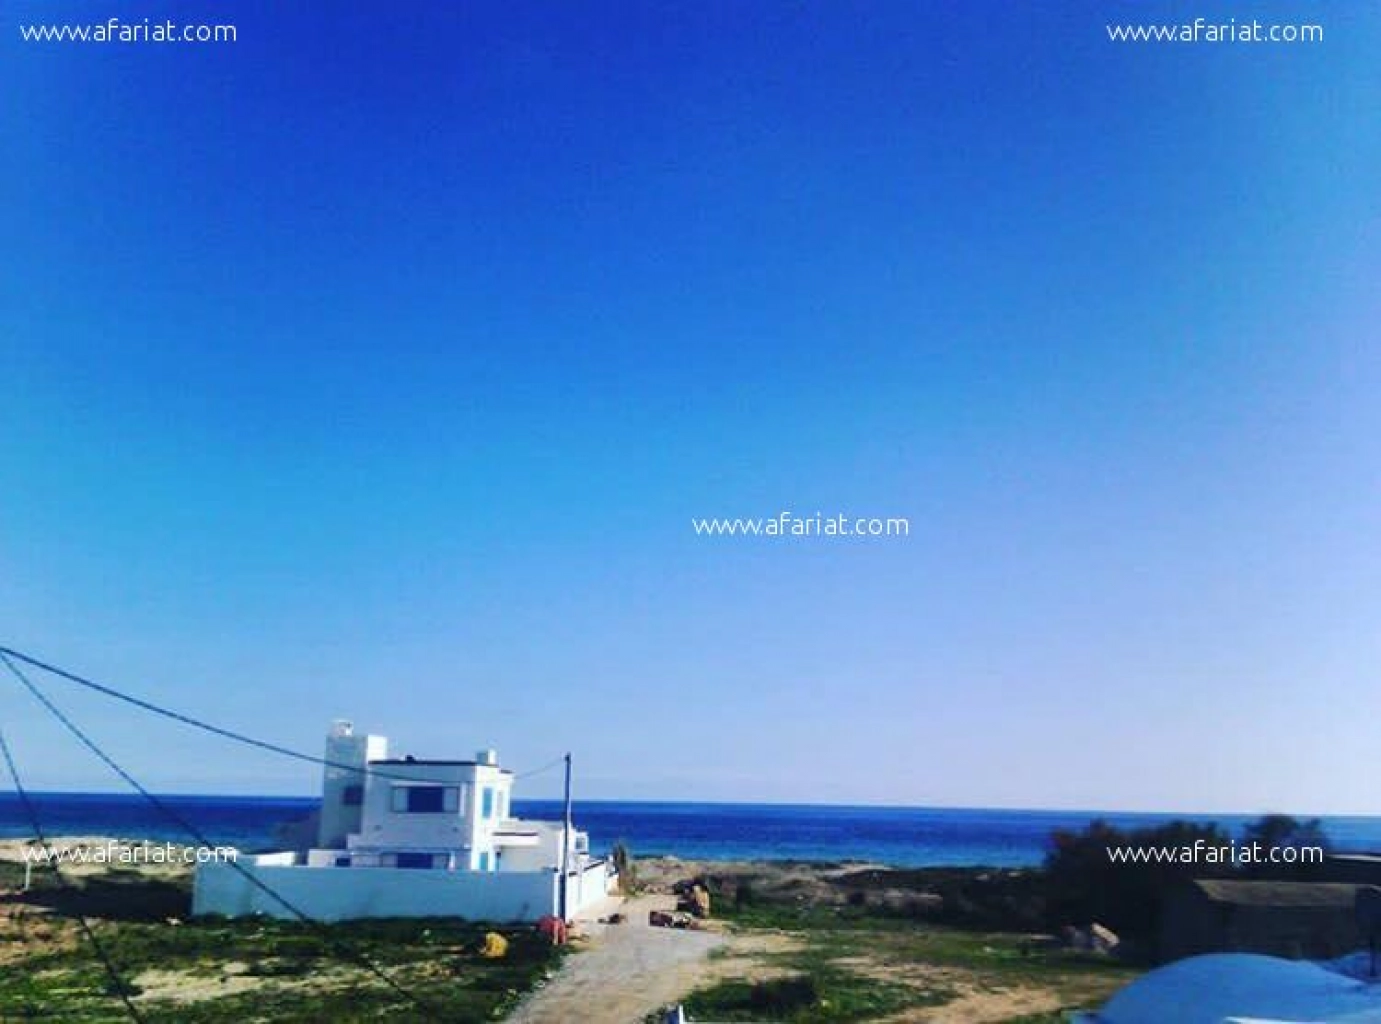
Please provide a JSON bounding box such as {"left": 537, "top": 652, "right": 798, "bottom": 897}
{"left": 1227, "top": 904, "right": 1360, "bottom": 960}
{"left": 319, "top": 724, "right": 387, "bottom": 848}
{"left": 194, "top": 861, "right": 559, "bottom": 922}
{"left": 500, "top": 838, "right": 552, "bottom": 873}
{"left": 1160, "top": 886, "right": 1363, "bottom": 962}
{"left": 193, "top": 856, "right": 616, "bottom": 923}
{"left": 566, "top": 859, "right": 616, "bottom": 912}
{"left": 355, "top": 762, "right": 475, "bottom": 850}
{"left": 1323, "top": 856, "right": 1381, "bottom": 886}
{"left": 496, "top": 821, "right": 587, "bottom": 873}
{"left": 253, "top": 851, "right": 302, "bottom": 867}
{"left": 351, "top": 761, "right": 513, "bottom": 862}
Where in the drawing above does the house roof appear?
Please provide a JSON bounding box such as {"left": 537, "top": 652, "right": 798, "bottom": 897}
{"left": 1190, "top": 879, "right": 1359, "bottom": 908}
{"left": 369, "top": 758, "right": 514, "bottom": 774}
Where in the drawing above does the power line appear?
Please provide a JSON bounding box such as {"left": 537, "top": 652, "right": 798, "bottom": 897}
{"left": 512, "top": 753, "right": 568, "bottom": 781}
{"left": 0, "top": 645, "right": 564, "bottom": 787}
{"left": 0, "top": 729, "right": 145, "bottom": 1023}
{"left": 0, "top": 651, "right": 444, "bottom": 1021}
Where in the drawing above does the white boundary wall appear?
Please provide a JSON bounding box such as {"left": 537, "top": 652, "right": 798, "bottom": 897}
{"left": 566, "top": 859, "right": 615, "bottom": 913}
{"left": 193, "top": 857, "right": 616, "bottom": 923}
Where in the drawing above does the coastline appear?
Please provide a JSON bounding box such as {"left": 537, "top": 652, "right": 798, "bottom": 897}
{"left": 1, "top": 835, "right": 1127, "bottom": 1021}
{"left": 7, "top": 794, "right": 1381, "bottom": 870}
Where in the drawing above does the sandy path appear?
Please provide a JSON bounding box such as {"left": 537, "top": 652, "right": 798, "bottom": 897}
{"left": 506, "top": 895, "right": 723, "bottom": 1024}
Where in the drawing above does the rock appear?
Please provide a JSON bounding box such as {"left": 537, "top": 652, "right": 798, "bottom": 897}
{"left": 678, "top": 884, "right": 712, "bottom": 918}
{"left": 1090, "top": 922, "right": 1121, "bottom": 953}
{"left": 1062, "top": 922, "right": 1121, "bottom": 954}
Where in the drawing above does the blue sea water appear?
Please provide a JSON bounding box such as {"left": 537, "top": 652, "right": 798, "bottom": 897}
{"left": 3, "top": 793, "right": 1380, "bottom": 867}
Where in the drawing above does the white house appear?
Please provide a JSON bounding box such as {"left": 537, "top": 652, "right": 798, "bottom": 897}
{"left": 193, "top": 720, "right": 617, "bottom": 922}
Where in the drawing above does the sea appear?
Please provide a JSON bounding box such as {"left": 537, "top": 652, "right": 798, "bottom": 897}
{"left": 4, "top": 793, "right": 1381, "bottom": 867}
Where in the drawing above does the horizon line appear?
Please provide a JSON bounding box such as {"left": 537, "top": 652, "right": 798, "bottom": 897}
{"left": 5, "top": 789, "right": 1378, "bottom": 821}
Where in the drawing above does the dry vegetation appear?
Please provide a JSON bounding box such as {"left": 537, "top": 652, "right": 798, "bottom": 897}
{"left": 0, "top": 839, "right": 562, "bottom": 1022}
{"left": 635, "top": 857, "right": 1139, "bottom": 1023}
{"left": 0, "top": 842, "right": 1140, "bottom": 1022}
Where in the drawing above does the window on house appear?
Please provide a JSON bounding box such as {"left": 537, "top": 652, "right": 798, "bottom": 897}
{"left": 481, "top": 787, "right": 495, "bottom": 819}
{"left": 334, "top": 856, "right": 351, "bottom": 867}
{"left": 477, "top": 850, "right": 490, "bottom": 871}
{"left": 390, "top": 785, "right": 459, "bottom": 813}
{"left": 395, "top": 852, "right": 434, "bottom": 870}
{"left": 342, "top": 784, "right": 363, "bottom": 807}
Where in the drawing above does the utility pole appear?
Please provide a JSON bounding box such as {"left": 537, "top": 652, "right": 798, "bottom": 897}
{"left": 558, "top": 752, "right": 572, "bottom": 921}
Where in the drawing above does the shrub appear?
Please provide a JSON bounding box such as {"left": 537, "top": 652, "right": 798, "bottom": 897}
{"left": 1241, "top": 814, "right": 1332, "bottom": 878}
{"left": 1044, "top": 819, "right": 1232, "bottom": 947}
{"left": 611, "top": 841, "right": 638, "bottom": 893}
{"left": 748, "top": 975, "right": 819, "bottom": 1013}
{"left": 735, "top": 879, "right": 756, "bottom": 909}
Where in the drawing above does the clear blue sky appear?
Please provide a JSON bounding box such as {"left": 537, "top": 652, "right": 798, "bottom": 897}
{"left": 2, "top": 1, "right": 1378, "bottom": 812}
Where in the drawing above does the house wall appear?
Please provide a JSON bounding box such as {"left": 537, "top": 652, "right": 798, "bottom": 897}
{"left": 1160, "top": 888, "right": 1361, "bottom": 962}
{"left": 252, "top": 851, "right": 303, "bottom": 867}
{"left": 319, "top": 723, "right": 387, "bottom": 849}
{"left": 354, "top": 762, "right": 476, "bottom": 850}
{"left": 565, "top": 858, "right": 616, "bottom": 911}
{"left": 350, "top": 761, "right": 513, "bottom": 864}
{"left": 1323, "top": 857, "right": 1381, "bottom": 886}
{"left": 1224, "top": 905, "right": 1360, "bottom": 960}
{"left": 500, "top": 839, "right": 553, "bottom": 873}
{"left": 193, "top": 861, "right": 561, "bottom": 922}
{"left": 468, "top": 770, "right": 513, "bottom": 868}
{"left": 496, "top": 821, "right": 587, "bottom": 873}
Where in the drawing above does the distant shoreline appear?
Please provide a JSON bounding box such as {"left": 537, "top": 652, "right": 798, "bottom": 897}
{"left": 8, "top": 789, "right": 1381, "bottom": 818}
{"left": 6, "top": 794, "right": 1381, "bottom": 871}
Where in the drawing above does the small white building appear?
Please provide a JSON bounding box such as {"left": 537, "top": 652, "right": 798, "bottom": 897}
{"left": 193, "top": 720, "right": 616, "bottom": 922}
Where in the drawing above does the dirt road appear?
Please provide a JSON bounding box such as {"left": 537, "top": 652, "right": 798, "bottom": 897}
{"left": 505, "top": 895, "right": 723, "bottom": 1024}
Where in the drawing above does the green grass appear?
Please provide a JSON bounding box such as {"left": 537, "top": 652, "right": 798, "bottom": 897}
{"left": 0, "top": 872, "right": 563, "bottom": 1023}
{"left": 684, "top": 969, "right": 943, "bottom": 1023}
{"left": 682, "top": 952, "right": 953, "bottom": 1024}
{"left": 669, "top": 886, "right": 1138, "bottom": 1023}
